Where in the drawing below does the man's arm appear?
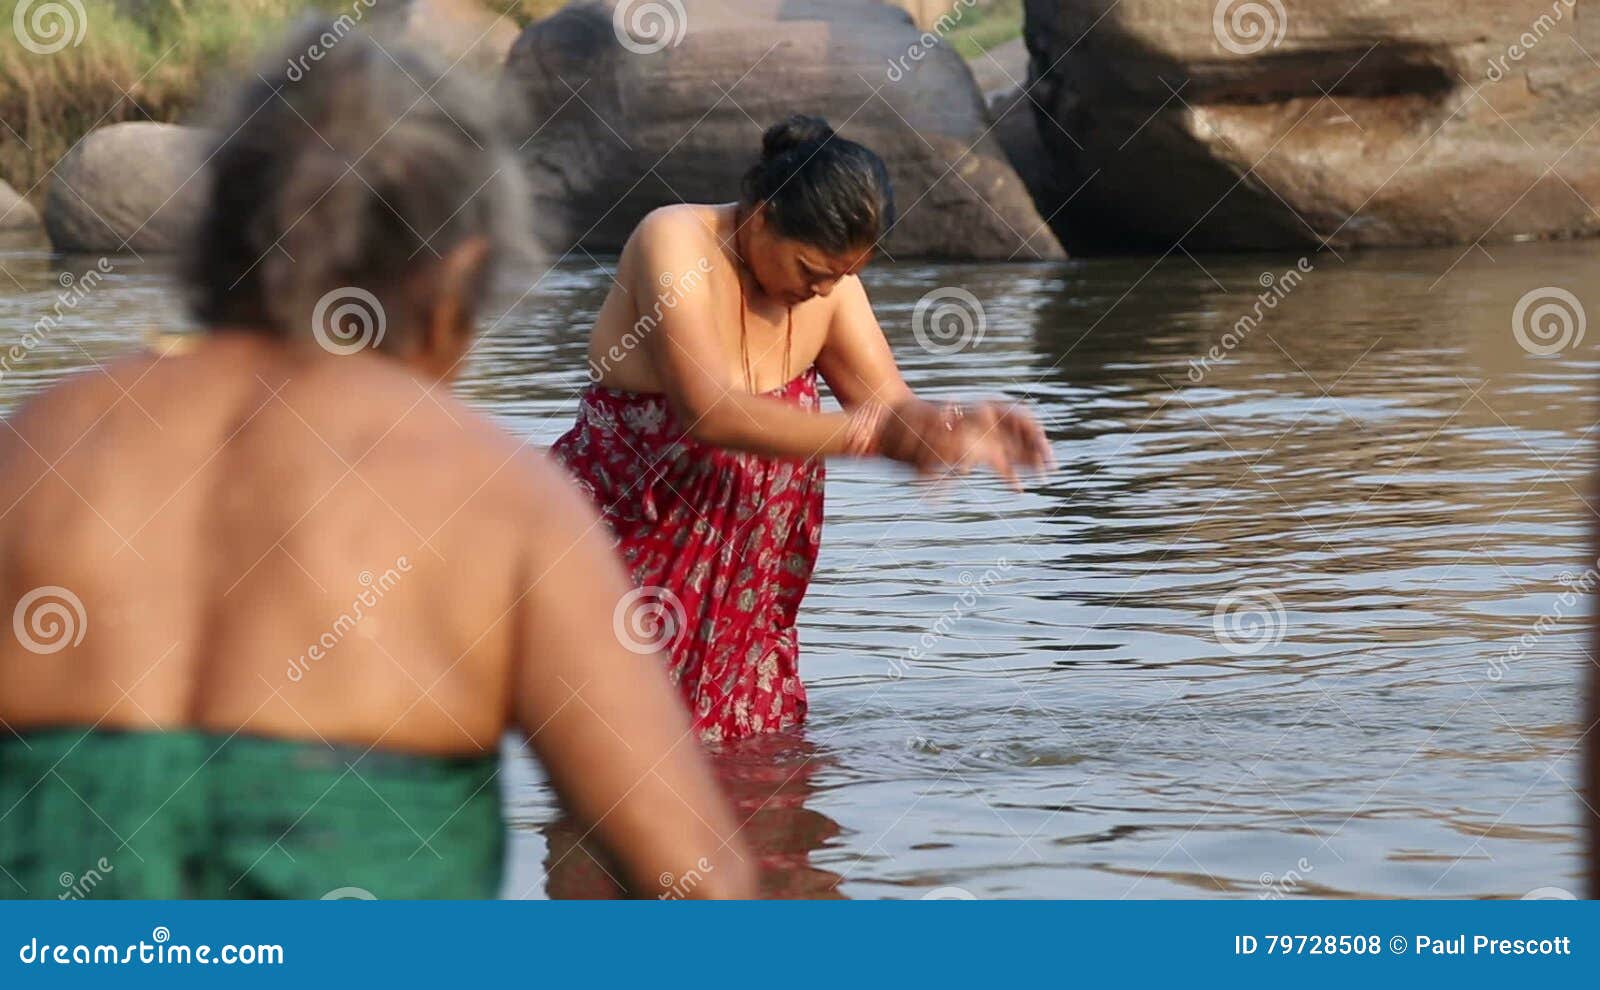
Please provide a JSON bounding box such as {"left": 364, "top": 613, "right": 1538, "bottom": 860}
{"left": 510, "top": 459, "right": 755, "bottom": 898}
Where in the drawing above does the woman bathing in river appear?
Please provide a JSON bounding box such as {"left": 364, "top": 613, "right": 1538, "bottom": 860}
{"left": 552, "top": 115, "right": 1053, "bottom": 746}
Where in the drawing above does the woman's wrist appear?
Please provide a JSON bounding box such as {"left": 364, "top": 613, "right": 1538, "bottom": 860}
{"left": 841, "top": 400, "right": 891, "bottom": 457}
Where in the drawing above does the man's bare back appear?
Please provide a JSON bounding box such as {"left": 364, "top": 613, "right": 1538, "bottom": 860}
{"left": 0, "top": 333, "right": 540, "bottom": 754}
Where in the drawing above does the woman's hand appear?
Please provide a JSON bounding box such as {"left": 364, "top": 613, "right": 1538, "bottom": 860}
{"left": 876, "top": 397, "right": 1053, "bottom": 490}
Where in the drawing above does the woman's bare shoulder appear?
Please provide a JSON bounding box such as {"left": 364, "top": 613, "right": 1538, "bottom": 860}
{"left": 625, "top": 204, "right": 725, "bottom": 258}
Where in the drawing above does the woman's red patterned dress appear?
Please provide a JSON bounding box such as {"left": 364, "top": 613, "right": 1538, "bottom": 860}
{"left": 550, "top": 371, "right": 825, "bottom": 745}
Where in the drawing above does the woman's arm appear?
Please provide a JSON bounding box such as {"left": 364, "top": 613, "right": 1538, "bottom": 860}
{"left": 816, "top": 273, "right": 1055, "bottom": 487}
{"left": 629, "top": 208, "right": 1051, "bottom": 480}
{"left": 813, "top": 274, "right": 912, "bottom": 410}
{"left": 631, "top": 209, "right": 860, "bottom": 459}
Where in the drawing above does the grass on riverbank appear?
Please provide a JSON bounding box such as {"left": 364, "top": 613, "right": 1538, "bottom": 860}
{"left": 944, "top": 0, "right": 1023, "bottom": 59}
{"left": 0, "top": 0, "right": 559, "bottom": 201}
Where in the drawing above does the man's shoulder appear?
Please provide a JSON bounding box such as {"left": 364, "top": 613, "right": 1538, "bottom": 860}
{"left": 2, "top": 349, "right": 163, "bottom": 444}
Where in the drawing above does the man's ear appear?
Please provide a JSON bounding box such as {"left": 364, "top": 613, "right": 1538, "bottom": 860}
{"left": 423, "top": 235, "right": 492, "bottom": 375}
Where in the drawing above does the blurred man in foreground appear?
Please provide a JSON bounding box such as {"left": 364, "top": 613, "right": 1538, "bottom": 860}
{"left": 0, "top": 23, "right": 753, "bottom": 899}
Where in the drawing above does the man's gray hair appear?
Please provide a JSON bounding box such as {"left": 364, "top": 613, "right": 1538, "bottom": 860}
{"left": 182, "top": 18, "right": 532, "bottom": 353}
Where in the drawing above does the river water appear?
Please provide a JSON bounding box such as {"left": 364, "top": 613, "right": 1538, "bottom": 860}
{"left": 0, "top": 233, "right": 1592, "bottom": 899}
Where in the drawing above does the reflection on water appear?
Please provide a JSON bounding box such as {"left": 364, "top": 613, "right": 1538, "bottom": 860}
{"left": 515, "top": 735, "right": 843, "bottom": 899}
{"left": 1, "top": 231, "right": 1593, "bottom": 898}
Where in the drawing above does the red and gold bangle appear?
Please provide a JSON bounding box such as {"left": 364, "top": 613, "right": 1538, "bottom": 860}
{"left": 842, "top": 400, "right": 890, "bottom": 457}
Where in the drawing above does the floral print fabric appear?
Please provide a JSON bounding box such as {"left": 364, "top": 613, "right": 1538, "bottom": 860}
{"left": 550, "top": 371, "right": 825, "bottom": 745}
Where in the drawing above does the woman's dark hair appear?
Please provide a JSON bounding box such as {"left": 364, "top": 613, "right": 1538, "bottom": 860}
{"left": 183, "top": 19, "right": 529, "bottom": 353}
{"left": 740, "top": 115, "right": 894, "bottom": 255}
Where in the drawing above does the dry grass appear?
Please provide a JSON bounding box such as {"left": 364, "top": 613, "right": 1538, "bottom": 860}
{"left": 0, "top": 0, "right": 561, "bottom": 201}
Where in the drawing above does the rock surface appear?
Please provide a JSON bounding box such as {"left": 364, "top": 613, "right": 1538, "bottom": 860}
{"left": 0, "top": 179, "right": 41, "bottom": 233}
{"left": 970, "top": 36, "right": 1029, "bottom": 99}
{"left": 505, "top": 0, "right": 1064, "bottom": 259}
{"left": 1024, "top": 0, "right": 1600, "bottom": 251}
{"left": 44, "top": 122, "right": 207, "bottom": 254}
{"left": 990, "top": 84, "right": 1069, "bottom": 240}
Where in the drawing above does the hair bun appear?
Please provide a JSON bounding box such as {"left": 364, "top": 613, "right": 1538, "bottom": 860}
{"left": 761, "top": 114, "right": 835, "bottom": 161}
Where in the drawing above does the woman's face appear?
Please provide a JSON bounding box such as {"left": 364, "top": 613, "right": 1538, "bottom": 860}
{"left": 746, "top": 206, "right": 873, "bottom": 307}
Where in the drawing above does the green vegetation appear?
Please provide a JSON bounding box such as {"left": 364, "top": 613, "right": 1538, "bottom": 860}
{"left": 944, "top": 0, "right": 1023, "bottom": 60}
{"left": 0, "top": 0, "right": 559, "bottom": 200}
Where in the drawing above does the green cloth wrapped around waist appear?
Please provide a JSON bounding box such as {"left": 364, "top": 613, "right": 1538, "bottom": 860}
{"left": 0, "top": 727, "right": 502, "bottom": 899}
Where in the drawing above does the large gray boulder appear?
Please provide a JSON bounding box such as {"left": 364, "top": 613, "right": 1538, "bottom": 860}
{"left": 1025, "top": 0, "right": 1600, "bottom": 251}
{"left": 990, "top": 85, "right": 1069, "bottom": 242}
{"left": 44, "top": 122, "right": 207, "bottom": 253}
{"left": 0, "top": 179, "right": 41, "bottom": 233}
{"left": 506, "top": 0, "right": 1064, "bottom": 260}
